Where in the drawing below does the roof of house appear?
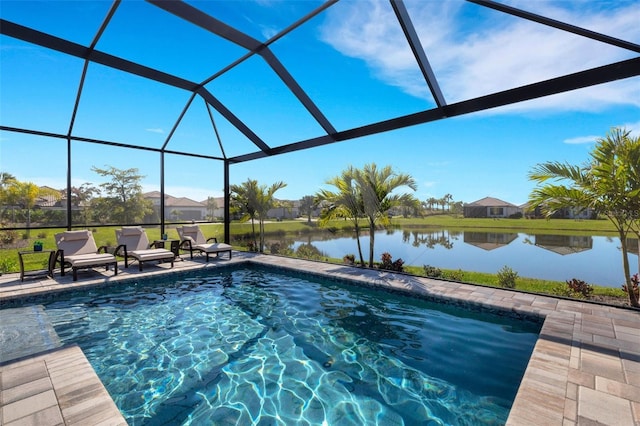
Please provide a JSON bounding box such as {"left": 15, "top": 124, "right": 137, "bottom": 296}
{"left": 465, "top": 196, "right": 518, "bottom": 207}
{"left": 143, "top": 191, "right": 205, "bottom": 208}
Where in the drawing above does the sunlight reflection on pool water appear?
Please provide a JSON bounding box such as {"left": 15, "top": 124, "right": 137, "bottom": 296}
{"left": 41, "top": 266, "right": 540, "bottom": 425}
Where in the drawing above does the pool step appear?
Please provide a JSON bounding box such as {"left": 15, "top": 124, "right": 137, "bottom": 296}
{"left": 0, "top": 305, "right": 62, "bottom": 364}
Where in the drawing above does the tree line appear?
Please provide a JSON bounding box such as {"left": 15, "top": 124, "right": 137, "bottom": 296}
{"left": 0, "top": 166, "right": 154, "bottom": 233}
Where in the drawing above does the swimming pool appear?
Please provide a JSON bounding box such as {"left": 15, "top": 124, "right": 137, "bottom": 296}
{"left": 15, "top": 265, "right": 540, "bottom": 425}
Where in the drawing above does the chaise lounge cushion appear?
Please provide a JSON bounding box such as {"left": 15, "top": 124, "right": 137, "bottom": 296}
{"left": 54, "top": 230, "right": 118, "bottom": 280}
{"left": 177, "top": 225, "right": 232, "bottom": 261}
{"left": 64, "top": 253, "right": 117, "bottom": 268}
{"left": 115, "top": 226, "right": 174, "bottom": 270}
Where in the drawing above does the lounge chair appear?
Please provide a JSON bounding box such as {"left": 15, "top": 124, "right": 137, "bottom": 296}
{"left": 177, "top": 225, "right": 232, "bottom": 261}
{"left": 54, "top": 230, "right": 118, "bottom": 281}
{"left": 115, "top": 226, "right": 175, "bottom": 271}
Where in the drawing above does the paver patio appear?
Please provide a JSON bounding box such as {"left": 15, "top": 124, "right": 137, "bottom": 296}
{"left": 1, "top": 252, "right": 638, "bottom": 425}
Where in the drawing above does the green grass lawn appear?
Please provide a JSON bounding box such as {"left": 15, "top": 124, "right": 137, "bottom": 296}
{"left": 0, "top": 216, "right": 631, "bottom": 305}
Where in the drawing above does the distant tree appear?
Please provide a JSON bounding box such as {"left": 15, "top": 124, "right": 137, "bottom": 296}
{"left": 426, "top": 197, "right": 438, "bottom": 211}
{"left": 0, "top": 172, "right": 16, "bottom": 190}
{"left": 206, "top": 196, "right": 218, "bottom": 221}
{"left": 71, "top": 183, "right": 98, "bottom": 226}
{"left": 299, "top": 195, "right": 316, "bottom": 223}
{"left": 170, "top": 209, "right": 182, "bottom": 221}
{"left": 3, "top": 180, "right": 60, "bottom": 235}
{"left": 450, "top": 201, "right": 464, "bottom": 215}
{"left": 528, "top": 127, "right": 640, "bottom": 307}
{"left": 91, "top": 166, "right": 152, "bottom": 224}
{"left": 444, "top": 193, "right": 453, "bottom": 211}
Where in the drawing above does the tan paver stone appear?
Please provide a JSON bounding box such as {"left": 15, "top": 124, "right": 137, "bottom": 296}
{"left": 578, "top": 386, "right": 633, "bottom": 425}
{"left": 595, "top": 376, "right": 640, "bottom": 402}
{"left": 4, "top": 405, "right": 64, "bottom": 426}
{"left": 563, "top": 395, "right": 577, "bottom": 421}
{"left": 1, "top": 376, "right": 53, "bottom": 405}
{"left": 593, "top": 334, "right": 640, "bottom": 353}
{"left": 631, "top": 400, "right": 640, "bottom": 424}
{"left": 568, "top": 368, "right": 595, "bottom": 388}
{"left": 63, "top": 399, "right": 122, "bottom": 425}
{"left": 0, "top": 361, "right": 49, "bottom": 389}
{"left": 580, "top": 350, "right": 625, "bottom": 382}
{"left": 2, "top": 389, "right": 58, "bottom": 423}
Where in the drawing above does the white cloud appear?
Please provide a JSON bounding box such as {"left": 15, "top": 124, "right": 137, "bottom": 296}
{"left": 145, "top": 128, "right": 164, "bottom": 134}
{"left": 422, "top": 180, "right": 436, "bottom": 188}
{"left": 564, "top": 135, "right": 598, "bottom": 144}
{"left": 319, "top": 0, "right": 640, "bottom": 114}
{"left": 622, "top": 120, "right": 640, "bottom": 136}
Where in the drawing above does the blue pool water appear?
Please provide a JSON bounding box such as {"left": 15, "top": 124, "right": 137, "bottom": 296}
{"left": 23, "top": 266, "right": 540, "bottom": 425}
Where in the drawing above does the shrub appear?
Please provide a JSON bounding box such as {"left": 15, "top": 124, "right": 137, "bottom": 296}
{"left": 622, "top": 273, "right": 639, "bottom": 298}
{"left": 0, "top": 230, "right": 18, "bottom": 246}
{"left": 37, "top": 231, "right": 48, "bottom": 239}
{"left": 295, "top": 243, "right": 324, "bottom": 260}
{"left": 497, "top": 265, "right": 518, "bottom": 289}
{"left": 270, "top": 242, "right": 281, "bottom": 254}
{"left": 343, "top": 254, "right": 355, "bottom": 264}
{"left": 0, "top": 257, "right": 17, "bottom": 274}
{"left": 550, "top": 283, "right": 572, "bottom": 297}
{"left": 423, "top": 265, "right": 442, "bottom": 278}
{"left": 566, "top": 278, "right": 593, "bottom": 298}
{"left": 379, "top": 252, "right": 404, "bottom": 272}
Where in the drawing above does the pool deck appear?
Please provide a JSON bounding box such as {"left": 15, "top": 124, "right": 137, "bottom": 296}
{"left": 1, "top": 251, "right": 638, "bottom": 425}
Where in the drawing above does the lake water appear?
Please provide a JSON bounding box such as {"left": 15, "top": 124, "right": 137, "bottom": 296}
{"left": 288, "top": 228, "right": 639, "bottom": 288}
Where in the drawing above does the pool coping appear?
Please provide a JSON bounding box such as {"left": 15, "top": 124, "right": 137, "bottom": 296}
{"left": 1, "top": 252, "right": 639, "bottom": 425}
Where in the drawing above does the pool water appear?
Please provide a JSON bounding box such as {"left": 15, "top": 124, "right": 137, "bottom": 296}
{"left": 37, "top": 266, "right": 539, "bottom": 425}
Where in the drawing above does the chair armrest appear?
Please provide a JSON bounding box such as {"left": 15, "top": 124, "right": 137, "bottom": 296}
{"left": 114, "top": 244, "right": 128, "bottom": 267}
{"left": 54, "top": 249, "right": 65, "bottom": 275}
{"left": 114, "top": 244, "right": 127, "bottom": 257}
{"left": 206, "top": 237, "right": 218, "bottom": 243}
{"left": 97, "top": 245, "right": 108, "bottom": 253}
{"left": 179, "top": 239, "right": 193, "bottom": 250}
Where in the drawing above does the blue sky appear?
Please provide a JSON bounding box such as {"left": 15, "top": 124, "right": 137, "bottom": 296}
{"left": 1, "top": 0, "right": 639, "bottom": 206}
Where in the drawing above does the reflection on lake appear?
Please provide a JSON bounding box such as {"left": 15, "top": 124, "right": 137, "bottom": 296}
{"left": 279, "top": 228, "right": 638, "bottom": 288}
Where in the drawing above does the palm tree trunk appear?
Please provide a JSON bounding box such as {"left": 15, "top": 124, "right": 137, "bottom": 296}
{"left": 354, "top": 222, "right": 365, "bottom": 266}
{"left": 368, "top": 218, "right": 375, "bottom": 267}
{"left": 259, "top": 219, "right": 265, "bottom": 252}
{"left": 620, "top": 230, "right": 639, "bottom": 307}
{"left": 251, "top": 217, "right": 257, "bottom": 249}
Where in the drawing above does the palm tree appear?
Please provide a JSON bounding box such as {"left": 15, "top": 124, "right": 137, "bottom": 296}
{"left": 231, "top": 179, "right": 286, "bottom": 252}
{"left": 528, "top": 127, "right": 640, "bottom": 307}
{"left": 299, "top": 195, "right": 316, "bottom": 223}
{"left": 315, "top": 167, "right": 366, "bottom": 266}
{"left": 254, "top": 181, "right": 287, "bottom": 251}
{"left": 426, "top": 197, "right": 438, "bottom": 212}
{"left": 230, "top": 179, "right": 260, "bottom": 249}
{"left": 444, "top": 193, "right": 453, "bottom": 211}
{"left": 356, "top": 163, "right": 417, "bottom": 267}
